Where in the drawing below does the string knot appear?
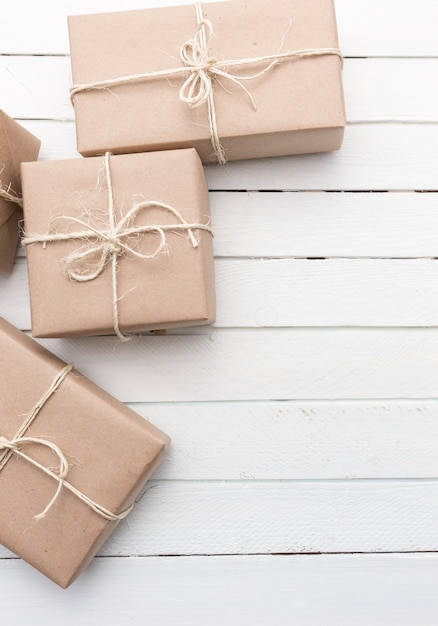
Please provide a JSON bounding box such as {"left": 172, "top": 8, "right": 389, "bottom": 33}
{"left": 23, "top": 153, "right": 214, "bottom": 341}
{"left": 0, "top": 435, "right": 12, "bottom": 450}
{"left": 0, "top": 364, "right": 134, "bottom": 522}
{"left": 180, "top": 17, "right": 218, "bottom": 109}
{"left": 105, "top": 234, "right": 124, "bottom": 256}
{"left": 0, "top": 182, "right": 23, "bottom": 208}
{"left": 69, "top": 1, "right": 343, "bottom": 165}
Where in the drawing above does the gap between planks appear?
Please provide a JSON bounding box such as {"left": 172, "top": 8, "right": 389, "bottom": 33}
{"left": 14, "top": 121, "right": 438, "bottom": 191}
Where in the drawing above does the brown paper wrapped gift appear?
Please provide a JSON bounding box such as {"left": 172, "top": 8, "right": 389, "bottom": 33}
{"left": 0, "top": 316, "right": 170, "bottom": 588}
{"left": 22, "top": 149, "right": 215, "bottom": 339}
{"left": 68, "top": 0, "right": 345, "bottom": 164}
{"left": 0, "top": 111, "right": 40, "bottom": 272}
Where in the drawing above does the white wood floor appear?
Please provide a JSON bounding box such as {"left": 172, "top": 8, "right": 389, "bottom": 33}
{"left": 1, "top": 0, "right": 438, "bottom": 622}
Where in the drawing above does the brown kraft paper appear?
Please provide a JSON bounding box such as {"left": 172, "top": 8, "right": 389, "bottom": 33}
{"left": 22, "top": 149, "right": 215, "bottom": 338}
{"left": 0, "top": 111, "right": 40, "bottom": 272}
{"left": 68, "top": 0, "right": 346, "bottom": 163}
{"left": 0, "top": 316, "right": 170, "bottom": 588}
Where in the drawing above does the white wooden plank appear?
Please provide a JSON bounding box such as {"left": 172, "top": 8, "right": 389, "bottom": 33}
{"left": 0, "top": 56, "right": 72, "bottom": 121}
{"left": 1, "top": 0, "right": 437, "bottom": 56}
{"left": 0, "top": 0, "right": 224, "bottom": 55}
{"left": 19, "top": 120, "right": 438, "bottom": 191}
{"left": 2, "top": 480, "right": 438, "bottom": 558}
{"left": 3, "top": 57, "right": 438, "bottom": 123}
{"left": 20, "top": 120, "right": 79, "bottom": 160}
{"left": 213, "top": 258, "right": 438, "bottom": 327}
{"left": 206, "top": 125, "right": 438, "bottom": 191}
{"left": 29, "top": 329, "right": 438, "bottom": 402}
{"left": 344, "top": 59, "right": 438, "bottom": 123}
{"left": 16, "top": 191, "right": 438, "bottom": 259}
{"left": 336, "top": 0, "right": 438, "bottom": 58}
{"left": 1, "top": 0, "right": 437, "bottom": 620}
{"left": 5, "top": 258, "right": 438, "bottom": 329}
{"left": 210, "top": 191, "right": 438, "bottom": 258}
{"left": 135, "top": 401, "right": 438, "bottom": 480}
{"left": 0, "top": 554, "right": 437, "bottom": 626}
{"left": 84, "top": 479, "right": 438, "bottom": 555}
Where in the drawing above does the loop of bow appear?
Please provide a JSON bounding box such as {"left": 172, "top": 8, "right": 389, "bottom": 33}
{"left": 54, "top": 200, "right": 205, "bottom": 283}
{"left": 22, "top": 153, "right": 213, "bottom": 341}
{"left": 0, "top": 364, "right": 131, "bottom": 522}
{"left": 180, "top": 16, "right": 217, "bottom": 109}
{"left": 0, "top": 434, "right": 131, "bottom": 522}
{"left": 0, "top": 435, "right": 69, "bottom": 521}
{"left": 178, "top": 5, "right": 271, "bottom": 114}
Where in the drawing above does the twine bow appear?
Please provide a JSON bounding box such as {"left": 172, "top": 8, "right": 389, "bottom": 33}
{"left": 70, "top": 1, "right": 344, "bottom": 165}
{"left": 22, "top": 152, "right": 213, "bottom": 341}
{"left": 0, "top": 364, "right": 131, "bottom": 522}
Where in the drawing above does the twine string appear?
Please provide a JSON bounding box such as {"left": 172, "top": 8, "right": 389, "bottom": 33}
{"left": 0, "top": 364, "right": 132, "bottom": 522}
{"left": 22, "top": 152, "right": 213, "bottom": 341}
{"left": 69, "top": 1, "right": 343, "bottom": 164}
{"left": 0, "top": 364, "right": 73, "bottom": 473}
{"left": 0, "top": 184, "right": 23, "bottom": 208}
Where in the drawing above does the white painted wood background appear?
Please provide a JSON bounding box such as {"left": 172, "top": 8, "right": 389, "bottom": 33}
{"left": 1, "top": 0, "right": 438, "bottom": 622}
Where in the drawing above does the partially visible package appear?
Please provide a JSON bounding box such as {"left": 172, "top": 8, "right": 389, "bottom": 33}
{"left": 0, "top": 316, "right": 170, "bottom": 587}
{"left": 0, "top": 110, "right": 40, "bottom": 272}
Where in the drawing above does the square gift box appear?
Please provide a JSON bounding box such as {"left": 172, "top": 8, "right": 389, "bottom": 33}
{"left": 68, "top": 0, "right": 346, "bottom": 163}
{"left": 0, "top": 111, "right": 40, "bottom": 272}
{"left": 22, "top": 149, "right": 215, "bottom": 338}
{"left": 0, "top": 316, "right": 170, "bottom": 588}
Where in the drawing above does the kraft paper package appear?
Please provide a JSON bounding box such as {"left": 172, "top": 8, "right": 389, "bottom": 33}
{"left": 68, "top": 0, "right": 346, "bottom": 164}
{"left": 21, "top": 149, "right": 215, "bottom": 338}
{"left": 0, "top": 316, "right": 170, "bottom": 588}
{"left": 0, "top": 111, "right": 40, "bottom": 272}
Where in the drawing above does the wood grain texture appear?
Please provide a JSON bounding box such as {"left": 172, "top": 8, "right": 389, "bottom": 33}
{"left": 86, "top": 479, "right": 438, "bottom": 556}
{"left": 205, "top": 124, "right": 438, "bottom": 191}
{"left": 336, "top": 0, "right": 438, "bottom": 57}
{"left": 3, "top": 398, "right": 438, "bottom": 482}
{"left": 131, "top": 401, "right": 438, "bottom": 480}
{"left": 3, "top": 57, "right": 438, "bottom": 122}
{"left": 2, "top": 395, "right": 438, "bottom": 483}
{"left": 5, "top": 257, "right": 438, "bottom": 329}
{"left": 19, "top": 119, "right": 438, "bottom": 190}
{"left": 3, "top": 479, "right": 438, "bottom": 558}
{"left": 26, "top": 329, "right": 438, "bottom": 402}
{"left": 1, "top": 554, "right": 438, "bottom": 626}
{"left": 2, "top": 0, "right": 438, "bottom": 616}
{"left": 15, "top": 191, "right": 438, "bottom": 259}
{"left": 210, "top": 191, "right": 438, "bottom": 258}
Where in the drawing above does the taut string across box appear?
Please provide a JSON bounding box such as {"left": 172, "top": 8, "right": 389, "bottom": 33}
{"left": 69, "top": 1, "right": 344, "bottom": 164}
{"left": 0, "top": 364, "right": 132, "bottom": 522}
{"left": 22, "top": 152, "right": 214, "bottom": 341}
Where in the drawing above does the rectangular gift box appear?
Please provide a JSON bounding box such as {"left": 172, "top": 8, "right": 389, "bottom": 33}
{"left": 0, "top": 318, "right": 170, "bottom": 587}
{"left": 0, "top": 110, "right": 40, "bottom": 272}
{"left": 22, "top": 148, "right": 215, "bottom": 338}
{"left": 68, "top": 0, "right": 346, "bottom": 163}
{"left": 0, "top": 316, "right": 170, "bottom": 588}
